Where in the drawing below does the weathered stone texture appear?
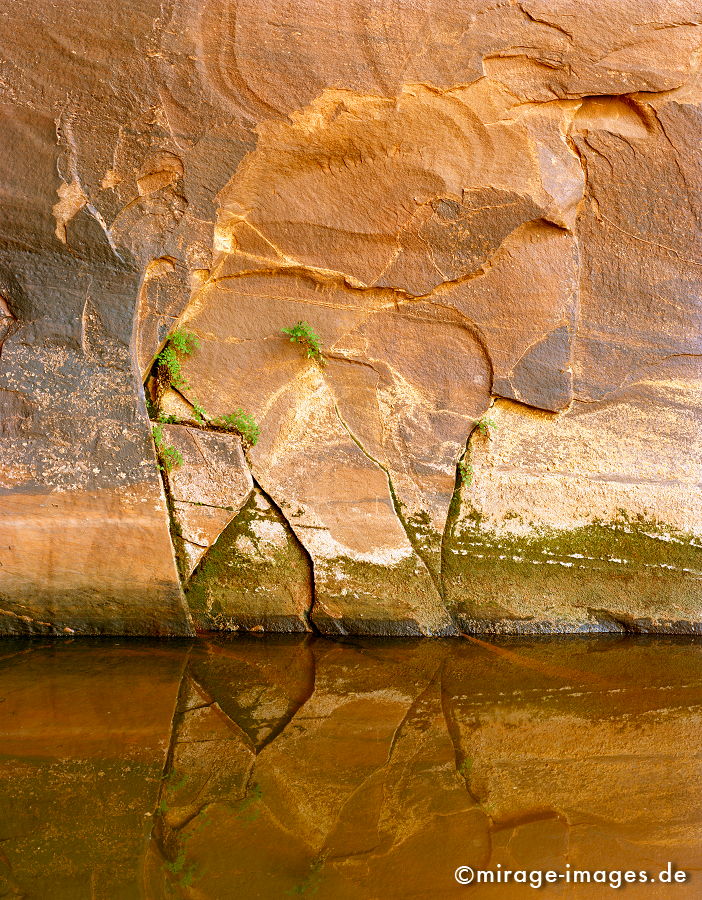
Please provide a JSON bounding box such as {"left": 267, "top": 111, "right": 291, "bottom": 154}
{"left": 159, "top": 423, "right": 253, "bottom": 576}
{"left": 186, "top": 487, "right": 314, "bottom": 632}
{"left": 0, "top": 0, "right": 701, "bottom": 632}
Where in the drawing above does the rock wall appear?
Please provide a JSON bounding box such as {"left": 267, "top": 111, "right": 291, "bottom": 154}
{"left": 0, "top": 0, "right": 700, "bottom": 634}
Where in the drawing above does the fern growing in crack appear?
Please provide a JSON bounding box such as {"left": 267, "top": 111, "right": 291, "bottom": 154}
{"left": 211, "top": 408, "right": 260, "bottom": 447}
{"left": 190, "top": 398, "right": 207, "bottom": 425}
{"left": 282, "top": 320, "right": 325, "bottom": 365}
{"left": 155, "top": 328, "right": 200, "bottom": 396}
{"left": 148, "top": 327, "right": 261, "bottom": 462}
{"left": 168, "top": 329, "right": 200, "bottom": 355}
{"left": 152, "top": 424, "right": 183, "bottom": 472}
{"left": 475, "top": 416, "right": 498, "bottom": 437}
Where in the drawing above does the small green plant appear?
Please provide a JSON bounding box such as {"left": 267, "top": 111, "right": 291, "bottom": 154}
{"left": 152, "top": 424, "right": 183, "bottom": 472}
{"left": 458, "top": 457, "right": 474, "bottom": 485}
{"left": 475, "top": 416, "right": 498, "bottom": 436}
{"left": 459, "top": 758, "right": 473, "bottom": 777}
{"left": 191, "top": 398, "right": 207, "bottom": 424}
{"left": 282, "top": 321, "right": 325, "bottom": 364}
{"left": 156, "top": 345, "right": 187, "bottom": 391}
{"left": 149, "top": 329, "right": 261, "bottom": 467}
{"left": 161, "top": 444, "right": 183, "bottom": 472}
{"left": 212, "top": 408, "right": 260, "bottom": 447}
{"left": 156, "top": 328, "right": 200, "bottom": 393}
{"left": 169, "top": 329, "right": 200, "bottom": 355}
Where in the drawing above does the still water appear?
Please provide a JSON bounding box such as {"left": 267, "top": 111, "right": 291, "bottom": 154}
{"left": 0, "top": 636, "right": 700, "bottom": 899}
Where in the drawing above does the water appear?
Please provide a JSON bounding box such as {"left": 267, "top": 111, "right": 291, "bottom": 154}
{"left": 0, "top": 636, "right": 700, "bottom": 898}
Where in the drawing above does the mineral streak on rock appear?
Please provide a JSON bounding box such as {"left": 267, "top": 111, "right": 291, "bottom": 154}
{"left": 0, "top": 0, "right": 701, "bottom": 633}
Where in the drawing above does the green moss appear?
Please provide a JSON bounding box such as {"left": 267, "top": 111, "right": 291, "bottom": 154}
{"left": 451, "top": 517, "right": 701, "bottom": 573}
{"left": 313, "top": 551, "right": 452, "bottom": 636}
{"left": 385, "top": 489, "right": 443, "bottom": 592}
{"left": 403, "top": 509, "right": 441, "bottom": 574}
{"left": 443, "top": 516, "right": 702, "bottom": 627}
{"left": 185, "top": 490, "right": 311, "bottom": 631}
{"left": 235, "top": 783, "right": 263, "bottom": 823}
{"left": 287, "top": 856, "right": 325, "bottom": 896}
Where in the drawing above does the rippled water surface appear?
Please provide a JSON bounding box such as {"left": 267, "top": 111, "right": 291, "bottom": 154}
{"left": 0, "top": 636, "right": 700, "bottom": 898}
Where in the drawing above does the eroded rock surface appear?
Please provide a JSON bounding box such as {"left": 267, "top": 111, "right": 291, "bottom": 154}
{"left": 186, "top": 487, "right": 314, "bottom": 632}
{"left": 159, "top": 423, "right": 253, "bottom": 576}
{"left": 0, "top": 0, "right": 700, "bottom": 632}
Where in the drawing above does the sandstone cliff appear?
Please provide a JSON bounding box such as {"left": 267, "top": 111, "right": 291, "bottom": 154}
{"left": 0, "top": 0, "right": 700, "bottom": 634}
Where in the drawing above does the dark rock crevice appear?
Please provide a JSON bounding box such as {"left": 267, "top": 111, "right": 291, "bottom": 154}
{"left": 332, "top": 400, "right": 447, "bottom": 603}
{"left": 249, "top": 476, "right": 320, "bottom": 635}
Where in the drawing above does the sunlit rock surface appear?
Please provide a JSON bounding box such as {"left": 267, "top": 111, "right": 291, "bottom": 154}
{"left": 0, "top": 636, "right": 700, "bottom": 897}
{"left": 159, "top": 423, "right": 253, "bottom": 577}
{"left": 0, "top": 0, "right": 701, "bottom": 632}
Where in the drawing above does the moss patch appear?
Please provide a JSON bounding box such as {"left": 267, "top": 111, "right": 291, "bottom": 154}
{"left": 312, "top": 552, "right": 455, "bottom": 636}
{"left": 444, "top": 516, "right": 702, "bottom": 631}
{"left": 185, "top": 488, "right": 312, "bottom": 632}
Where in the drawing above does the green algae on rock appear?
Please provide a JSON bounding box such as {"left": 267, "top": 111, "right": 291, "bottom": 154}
{"left": 186, "top": 488, "right": 314, "bottom": 633}
{"left": 445, "top": 518, "right": 702, "bottom": 634}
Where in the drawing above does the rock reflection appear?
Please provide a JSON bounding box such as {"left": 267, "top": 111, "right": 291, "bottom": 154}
{"left": 0, "top": 640, "right": 187, "bottom": 898}
{"left": 0, "top": 636, "right": 700, "bottom": 898}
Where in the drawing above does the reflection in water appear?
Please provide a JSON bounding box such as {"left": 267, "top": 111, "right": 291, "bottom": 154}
{"left": 0, "top": 636, "right": 700, "bottom": 898}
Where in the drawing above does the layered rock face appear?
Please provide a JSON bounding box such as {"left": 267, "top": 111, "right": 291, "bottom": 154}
{"left": 0, "top": 0, "right": 700, "bottom": 633}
